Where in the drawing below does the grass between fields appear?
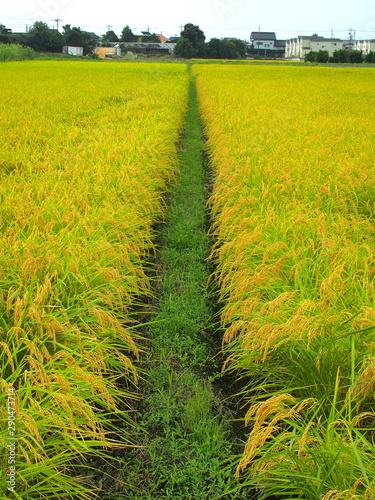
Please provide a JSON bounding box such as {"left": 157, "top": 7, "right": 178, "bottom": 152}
{"left": 95, "top": 70, "right": 248, "bottom": 500}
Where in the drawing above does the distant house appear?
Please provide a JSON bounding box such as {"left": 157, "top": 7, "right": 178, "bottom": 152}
{"left": 274, "top": 39, "right": 286, "bottom": 51}
{"left": 131, "top": 32, "right": 171, "bottom": 43}
{"left": 63, "top": 46, "right": 83, "bottom": 56}
{"left": 250, "top": 32, "right": 285, "bottom": 55}
{"left": 342, "top": 39, "right": 355, "bottom": 51}
{"left": 156, "top": 34, "right": 171, "bottom": 43}
{"left": 285, "top": 36, "right": 342, "bottom": 59}
{"left": 354, "top": 39, "right": 375, "bottom": 54}
{"left": 250, "top": 31, "right": 276, "bottom": 51}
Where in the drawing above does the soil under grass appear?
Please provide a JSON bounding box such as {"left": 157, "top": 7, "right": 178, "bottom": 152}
{"left": 95, "top": 67, "right": 248, "bottom": 500}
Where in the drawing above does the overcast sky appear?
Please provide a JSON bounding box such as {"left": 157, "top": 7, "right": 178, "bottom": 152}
{"left": 2, "top": 0, "right": 375, "bottom": 41}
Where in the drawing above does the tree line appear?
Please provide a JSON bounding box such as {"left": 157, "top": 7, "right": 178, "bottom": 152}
{"left": 0, "top": 22, "right": 164, "bottom": 54}
{"left": 174, "top": 24, "right": 246, "bottom": 59}
{"left": 0, "top": 22, "right": 96, "bottom": 55}
{"left": 305, "top": 49, "right": 375, "bottom": 64}
{"left": 0, "top": 21, "right": 247, "bottom": 59}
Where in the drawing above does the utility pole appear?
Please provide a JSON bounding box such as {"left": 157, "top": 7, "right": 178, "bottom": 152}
{"left": 348, "top": 27, "right": 354, "bottom": 48}
{"left": 107, "top": 24, "right": 112, "bottom": 32}
{"left": 51, "top": 18, "right": 62, "bottom": 31}
{"left": 331, "top": 28, "right": 334, "bottom": 38}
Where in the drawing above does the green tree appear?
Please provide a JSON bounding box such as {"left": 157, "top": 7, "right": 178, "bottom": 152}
{"left": 0, "top": 23, "right": 12, "bottom": 44}
{"left": 305, "top": 50, "right": 318, "bottom": 62}
{"left": 63, "top": 25, "right": 82, "bottom": 46}
{"left": 228, "top": 38, "right": 246, "bottom": 58}
{"left": 28, "top": 21, "right": 64, "bottom": 52}
{"left": 316, "top": 50, "right": 329, "bottom": 63}
{"left": 121, "top": 25, "right": 134, "bottom": 42}
{"left": 101, "top": 34, "right": 111, "bottom": 47}
{"left": 365, "top": 51, "right": 375, "bottom": 63}
{"left": 174, "top": 37, "right": 195, "bottom": 58}
{"left": 180, "top": 23, "right": 205, "bottom": 51}
{"left": 349, "top": 49, "right": 363, "bottom": 63}
{"left": 204, "top": 38, "right": 221, "bottom": 58}
{"left": 220, "top": 40, "right": 240, "bottom": 59}
{"left": 204, "top": 38, "right": 243, "bottom": 59}
{"left": 105, "top": 30, "right": 119, "bottom": 42}
{"left": 142, "top": 33, "right": 160, "bottom": 42}
{"left": 330, "top": 49, "right": 348, "bottom": 63}
{"left": 62, "top": 25, "right": 96, "bottom": 55}
{"left": 0, "top": 23, "right": 11, "bottom": 34}
{"left": 330, "top": 49, "right": 363, "bottom": 64}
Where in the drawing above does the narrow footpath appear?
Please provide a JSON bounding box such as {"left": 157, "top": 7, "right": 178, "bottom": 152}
{"left": 99, "top": 70, "right": 247, "bottom": 500}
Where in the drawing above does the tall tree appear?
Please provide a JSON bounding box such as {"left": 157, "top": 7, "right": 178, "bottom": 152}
{"left": 101, "top": 34, "right": 111, "bottom": 47}
{"left": 105, "top": 30, "right": 119, "bottom": 42}
{"left": 174, "top": 38, "right": 195, "bottom": 58}
{"left": 364, "top": 51, "right": 375, "bottom": 63}
{"left": 0, "top": 23, "right": 11, "bottom": 34}
{"left": 204, "top": 38, "right": 245, "bottom": 59}
{"left": 180, "top": 23, "right": 205, "bottom": 49}
{"left": 28, "top": 21, "right": 64, "bottom": 52}
{"left": 121, "top": 25, "right": 134, "bottom": 42}
{"left": 62, "top": 25, "right": 96, "bottom": 55}
{"left": 230, "top": 38, "right": 246, "bottom": 58}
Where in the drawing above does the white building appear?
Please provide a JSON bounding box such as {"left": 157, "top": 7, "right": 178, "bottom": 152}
{"left": 285, "top": 36, "right": 342, "bottom": 59}
{"left": 250, "top": 32, "right": 286, "bottom": 55}
{"left": 354, "top": 39, "right": 375, "bottom": 54}
{"left": 62, "top": 46, "right": 84, "bottom": 56}
{"left": 251, "top": 31, "right": 276, "bottom": 51}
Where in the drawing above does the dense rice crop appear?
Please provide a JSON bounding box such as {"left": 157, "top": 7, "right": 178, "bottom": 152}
{"left": 0, "top": 60, "right": 188, "bottom": 498}
{"left": 195, "top": 64, "right": 375, "bottom": 498}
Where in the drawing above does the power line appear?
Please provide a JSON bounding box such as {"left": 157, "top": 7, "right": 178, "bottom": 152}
{"left": 2, "top": 15, "right": 375, "bottom": 38}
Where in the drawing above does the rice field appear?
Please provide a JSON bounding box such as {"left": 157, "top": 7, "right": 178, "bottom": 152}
{"left": 195, "top": 64, "right": 375, "bottom": 499}
{"left": 0, "top": 60, "right": 188, "bottom": 498}
{"left": 2, "top": 58, "right": 375, "bottom": 500}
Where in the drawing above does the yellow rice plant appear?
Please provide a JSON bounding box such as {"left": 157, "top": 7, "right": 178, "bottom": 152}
{"left": 0, "top": 61, "right": 188, "bottom": 498}
{"left": 194, "top": 63, "right": 375, "bottom": 498}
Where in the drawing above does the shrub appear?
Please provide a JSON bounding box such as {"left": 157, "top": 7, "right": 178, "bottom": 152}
{"left": 0, "top": 43, "right": 36, "bottom": 62}
{"left": 316, "top": 49, "right": 329, "bottom": 62}
{"left": 305, "top": 50, "right": 318, "bottom": 62}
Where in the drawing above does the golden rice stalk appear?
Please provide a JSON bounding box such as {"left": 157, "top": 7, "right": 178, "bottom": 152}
{"left": 236, "top": 394, "right": 315, "bottom": 477}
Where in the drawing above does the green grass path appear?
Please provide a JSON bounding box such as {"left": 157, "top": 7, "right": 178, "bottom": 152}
{"left": 98, "top": 69, "right": 246, "bottom": 500}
